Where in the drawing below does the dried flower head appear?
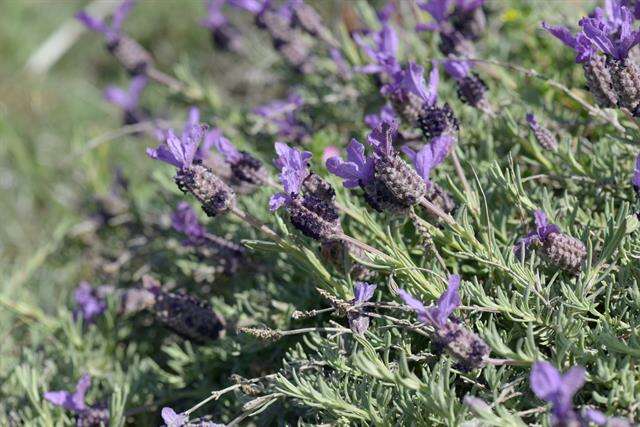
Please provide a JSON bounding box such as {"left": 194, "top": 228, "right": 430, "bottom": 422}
{"left": 526, "top": 113, "right": 558, "bottom": 151}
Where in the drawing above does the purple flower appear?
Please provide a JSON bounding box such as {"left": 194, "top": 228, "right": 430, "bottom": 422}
{"left": 161, "top": 407, "right": 189, "bottom": 427}
{"left": 44, "top": 374, "right": 91, "bottom": 413}
{"left": 228, "top": 0, "right": 269, "bottom": 15}
{"left": 383, "top": 61, "right": 439, "bottom": 108}
{"left": 171, "top": 202, "right": 207, "bottom": 245}
{"left": 326, "top": 139, "right": 375, "bottom": 188}
{"left": 254, "top": 94, "right": 308, "bottom": 142}
{"left": 353, "top": 23, "right": 400, "bottom": 77}
{"left": 377, "top": 2, "right": 396, "bottom": 23}
{"left": 443, "top": 59, "right": 471, "bottom": 80}
{"left": 147, "top": 109, "right": 206, "bottom": 169}
{"left": 348, "top": 282, "right": 377, "bottom": 334}
{"left": 580, "top": 4, "right": 640, "bottom": 60}
{"left": 74, "top": 282, "right": 107, "bottom": 323}
{"left": 75, "top": 0, "right": 134, "bottom": 43}
{"left": 530, "top": 361, "right": 586, "bottom": 425}
{"left": 367, "top": 120, "right": 399, "bottom": 158}
{"left": 269, "top": 142, "right": 311, "bottom": 210}
{"left": 205, "top": 128, "right": 242, "bottom": 164}
{"left": 200, "top": 0, "right": 229, "bottom": 29}
{"left": 401, "top": 134, "right": 454, "bottom": 186}
{"left": 364, "top": 104, "right": 396, "bottom": 130}
{"left": 514, "top": 210, "right": 561, "bottom": 257}
{"left": 541, "top": 22, "right": 597, "bottom": 63}
{"left": 103, "top": 75, "right": 147, "bottom": 112}
{"left": 398, "top": 275, "right": 461, "bottom": 327}
{"left": 254, "top": 93, "right": 303, "bottom": 118}
{"left": 632, "top": 153, "right": 640, "bottom": 190}
{"left": 416, "top": 0, "right": 452, "bottom": 32}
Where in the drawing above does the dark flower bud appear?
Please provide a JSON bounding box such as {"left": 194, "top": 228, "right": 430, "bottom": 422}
{"left": 451, "top": 7, "right": 486, "bottom": 41}
{"left": 211, "top": 24, "right": 243, "bottom": 52}
{"left": 583, "top": 55, "right": 618, "bottom": 108}
{"left": 539, "top": 232, "right": 586, "bottom": 274}
{"left": 153, "top": 291, "right": 226, "bottom": 343}
{"left": 230, "top": 151, "right": 268, "bottom": 185}
{"left": 362, "top": 180, "right": 408, "bottom": 213}
{"left": 434, "top": 321, "right": 490, "bottom": 371}
{"left": 418, "top": 103, "right": 459, "bottom": 141}
{"left": 106, "top": 36, "right": 154, "bottom": 75}
{"left": 456, "top": 73, "right": 488, "bottom": 108}
{"left": 287, "top": 194, "right": 342, "bottom": 242}
{"left": 373, "top": 153, "right": 426, "bottom": 208}
{"left": 438, "top": 31, "right": 475, "bottom": 57}
{"left": 303, "top": 172, "right": 336, "bottom": 202}
{"left": 174, "top": 162, "right": 236, "bottom": 217}
{"left": 608, "top": 57, "right": 640, "bottom": 114}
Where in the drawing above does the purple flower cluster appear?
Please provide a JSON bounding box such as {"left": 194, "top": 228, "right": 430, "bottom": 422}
{"left": 254, "top": 93, "right": 309, "bottom": 143}
{"left": 74, "top": 282, "right": 108, "bottom": 323}
{"left": 514, "top": 210, "right": 561, "bottom": 258}
{"left": 103, "top": 75, "right": 148, "bottom": 125}
{"left": 353, "top": 20, "right": 400, "bottom": 79}
{"left": 44, "top": 374, "right": 109, "bottom": 425}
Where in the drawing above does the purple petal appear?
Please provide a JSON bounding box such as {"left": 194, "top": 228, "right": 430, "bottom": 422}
{"left": 269, "top": 193, "right": 288, "bottom": 211}
{"left": 443, "top": 59, "right": 470, "bottom": 80}
{"left": 397, "top": 289, "right": 429, "bottom": 323}
{"left": 378, "top": 24, "right": 398, "bottom": 59}
{"left": 208, "top": 129, "right": 242, "bottom": 163}
{"left": 525, "top": 113, "right": 538, "bottom": 128}
{"left": 419, "top": 0, "right": 452, "bottom": 23}
{"left": 326, "top": 157, "right": 361, "bottom": 189}
{"left": 228, "top": 0, "right": 266, "bottom": 14}
{"left": 348, "top": 314, "right": 371, "bottom": 335}
{"left": 560, "top": 366, "right": 586, "bottom": 399}
{"left": 201, "top": 0, "right": 228, "bottom": 28}
{"left": 428, "top": 275, "right": 460, "bottom": 326}
{"left": 367, "top": 120, "right": 398, "bottom": 157}
{"left": 161, "top": 407, "right": 189, "bottom": 427}
{"left": 353, "top": 282, "right": 376, "bottom": 303}
{"left": 183, "top": 107, "right": 201, "bottom": 136}
{"left": 112, "top": 0, "right": 135, "bottom": 33}
{"left": 103, "top": 86, "right": 131, "bottom": 110}
{"left": 632, "top": 153, "right": 640, "bottom": 188}
{"left": 582, "top": 408, "right": 608, "bottom": 426}
{"left": 530, "top": 361, "right": 562, "bottom": 402}
{"left": 171, "top": 202, "right": 206, "bottom": 243}
{"left": 399, "top": 62, "right": 431, "bottom": 103}
{"left": 377, "top": 2, "right": 395, "bottom": 23}
{"left": 541, "top": 22, "right": 578, "bottom": 49}
{"left": 74, "top": 282, "right": 106, "bottom": 323}
{"left": 44, "top": 374, "right": 91, "bottom": 412}
{"left": 75, "top": 11, "right": 110, "bottom": 35}
{"left": 426, "top": 63, "right": 440, "bottom": 106}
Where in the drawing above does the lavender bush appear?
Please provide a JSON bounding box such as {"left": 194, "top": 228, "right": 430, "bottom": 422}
{"left": 2, "top": 0, "right": 640, "bottom": 425}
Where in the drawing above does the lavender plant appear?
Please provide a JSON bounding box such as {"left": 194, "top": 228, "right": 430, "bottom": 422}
{"left": 4, "top": 0, "right": 640, "bottom": 426}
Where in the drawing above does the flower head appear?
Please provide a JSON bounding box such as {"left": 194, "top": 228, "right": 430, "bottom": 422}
{"left": 147, "top": 109, "right": 206, "bottom": 169}
{"left": 530, "top": 361, "right": 586, "bottom": 425}
{"left": 205, "top": 128, "right": 242, "bottom": 164}
{"left": 103, "top": 75, "right": 147, "bottom": 112}
{"left": 353, "top": 23, "right": 400, "bottom": 77}
{"left": 161, "top": 407, "right": 189, "bottom": 427}
{"left": 269, "top": 142, "right": 311, "bottom": 210}
{"left": 514, "top": 210, "right": 561, "bottom": 257}
{"left": 171, "top": 202, "right": 207, "bottom": 245}
{"left": 74, "top": 282, "right": 107, "bottom": 323}
{"left": 383, "top": 61, "right": 439, "bottom": 107}
{"left": 75, "top": 0, "right": 135, "bottom": 43}
{"left": 541, "top": 22, "right": 597, "bottom": 63}
{"left": 401, "top": 134, "right": 454, "bottom": 186}
{"left": 326, "top": 139, "right": 375, "bottom": 188}
{"left": 398, "top": 275, "right": 461, "bottom": 327}
{"left": 44, "top": 374, "right": 91, "bottom": 413}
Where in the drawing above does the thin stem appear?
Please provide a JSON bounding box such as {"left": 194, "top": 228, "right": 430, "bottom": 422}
{"left": 184, "top": 384, "right": 242, "bottom": 416}
{"left": 419, "top": 197, "right": 456, "bottom": 226}
{"left": 229, "top": 205, "right": 286, "bottom": 245}
{"left": 487, "top": 358, "right": 530, "bottom": 367}
{"left": 280, "top": 326, "right": 349, "bottom": 336}
{"left": 451, "top": 149, "right": 473, "bottom": 199}
{"left": 337, "top": 233, "right": 388, "bottom": 259}
{"left": 146, "top": 67, "right": 186, "bottom": 93}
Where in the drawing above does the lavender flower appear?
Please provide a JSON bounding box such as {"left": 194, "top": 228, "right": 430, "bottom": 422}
{"left": 541, "top": 22, "right": 597, "bottom": 63}
{"left": 416, "top": 0, "right": 485, "bottom": 54}
{"left": 44, "top": 374, "right": 92, "bottom": 413}
{"left": 161, "top": 407, "right": 189, "bottom": 427}
{"left": 515, "top": 210, "right": 586, "bottom": 273}
{"left": 526, "top": 113, "right": 558, "bottom": 151}
{"left": 73, "top": 282, "right": 107, "bottom": 323}
{"left": 398, "top": 275, "right": 489, "bottom": 370}
{"left": 348, "top": 282, "right": 377, "bottom": 334}
{"left": 76, "top": 0, "right": 153, "bottom": 74}
{"left": 270, "top": 142, "right": 312, "bottom": 210}
{"left": 353, "top": 23, "right": 400, "bottom": 78}
{"left": 364, "top": 104, "right": 397, "bottom": 129}
{"left": 581, "top": 3, "right": 640, "bottom": 60}
{"left": 75, "top": 0, "right": 134, "bottom": 44}
{"left": 103, "top": 75, "right": 147, "bottom": 125}
{"left": 205, "top": 128, "right": 266, "bottom": 185}
{"left": 228, "top": 0, "right": 268, "bottom": 15}
{"left": 200, "top": 0, "right": 243, "bottom": 52}
{"left": 633, "top": 153, "right": 640, "bottom": 194}
{"left": 398, "top": 275, "right": 461, "bottom": 327}
{"left": 326, "top": 139, "right": 375, "bottom": 189}
{"left": 443, "top": 59, "right": 489, "bottom": 109}
{"left": 254, "top": 94, "right": 308, "bottom": 142}
{"left": 171, "top": 202, "right": 207, "bottom": 245}
{"left": 146, "top": 126, "right": 202, "bottom": 170}
{"left": 530, "top": 362, "right": 586, "bottom": 426}
{"left": 383, "top": 61, "right": 439, "bottom": 125}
